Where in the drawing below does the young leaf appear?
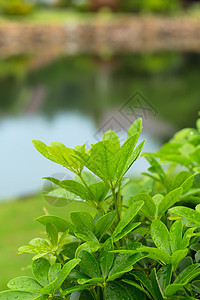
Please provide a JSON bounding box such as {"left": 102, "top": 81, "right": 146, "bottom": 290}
{"left": 157, "top": 187, "right": 183, "bottom": 217}
{"left": 134, "top": 193, "right": 156, "bottom": 219}
{"left": 103, "top": 130, "right": 120, "bottom": 148}
{"left": 169, "top": 220, "right": 183, "bottom": 253}
{"left": 7, "top": 277, "right": 42, "bottom": 292}
{"left": 70, "top": 211, "right": 94, "bottom": 232}
{"left": 171, "top": 249, "right": 188, "bottom": 268}
{"left": 44, "top": 178, "right": 92, "bottom": 202}
{"left": 32, "top": 258, "right": 50, "bottom": 287}
{"left": 104, "top": 281, "right": 132, "bottom": 300}
{"left": 99, "top": 237, "right": 114, "bottom": 278}
{"left": 127, "top": 118, "right": 143, "bottom": 139}
{"left": 151, "top": 220, "right": 171, "bottom": 255}
{"left": 77, "top": 250, "right": 101, "bottom": 278}
{"left": 112, "top": 200, "right": 144, "bottom": 237}
{"left": 35, "top": 215, "right": 75, "bottom": 234}
{"left": 46, "top": 223, "right": 58, "bottom": 247}
{"left": 169, "top": 206, "right": 200, "bottom": 225}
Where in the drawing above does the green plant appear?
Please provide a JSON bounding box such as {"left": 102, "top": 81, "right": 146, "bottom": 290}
{"left": 1, "top": 116, "right": 200, "bottom": 299}
{"left": 0, "top": 0, "right": 33, "bottom": 15}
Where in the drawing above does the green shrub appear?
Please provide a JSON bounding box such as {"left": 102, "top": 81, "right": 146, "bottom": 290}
{"left": 1, "top": 116, "right": 200, "bottom": 299}
{"left": 120, "top": 0, "right": 181, "bottom": 14}
{"left": 0, "top": 0, "right": 33, "bottom": 15}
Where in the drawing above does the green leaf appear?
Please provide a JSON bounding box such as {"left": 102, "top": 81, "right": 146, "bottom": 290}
{"left": 122, "top": 140, "right": 145, "bottom": 177}
{"left": 165, "top": 284, "right": 185, "bottom": 297}
{"left": 134, "top": 193, "right": 156, "bottom": 219}
{"left": 127, "top": 118, "right": 143, "bottom": 139}
{"left": 89, "top": 181, "right": 109, "bottom": 203}
{"left": 48, "top": 263, "right": 61, "bottom": 283}
{"left": 70, "top": 211, "right": 94, "bottom": 232}
{"left": 112, "top": 200, "right": 144, "bottom": 237}
{"left": 151, "top": 220, "right": 171, "bottom": 255}
{"left": 74, "top": 227, "right": 99, "bottom": 244}
{"left": 33, "top": 140, "right": 55, "bottom": 162}
{"left": 78, "top": 250, "right": 101, "bottom": 278}
{"left": 103, "top": 130, "right": 120, "bottom": 147}
{"left": 157, "top": 265, "right": 172, "bottom": 293}
{"left": 104, "top": 281, "right": 132, "bottom": 300}
{"left": 116, "top": 133, "right": 139, "bottom": 180}
{"left": 61, "top": 241, "right": 80, "bottom": 259}
{"left": 43, "top": 188, "right": 81, "bottom": 207}
{"left": 174, "top": 263, "right": 200, "bottom": 284}
{"left": 44, "top": 178, "right": 91, "bottom": 201}
{"left": 35, "top": 215, "right": 74, "bottom": 234}
{"left": 32, "top": 258, "right": 50, "bottom": 287}
{"left": 130, "top": 270, "right": 154, "bottom": 298}
{"left": 62, "top": 284, "right": 93, "bottom": 296}
{"left": 122, "top": 280, "right": 152, "bottom": 299}
{"left": 46, "top": 223, "right": 58, "bottom": 247}
{"left": 95, "top": 211, "right": 117, "bottom": 237}
{"left": 150, "top": 268, "right": 164, "bottom": 300}
{"left": 169, "top": 206, "right": 200, "bottom": 225}
{"left": 113, "top": 222, "right": 141, "bottom": 242}
{"left": 99, "top": 237, "right": 114, "bottom": 277}
{"left": 75, "top": 241, "right": 100, "bottom": 258}
{"left": 7, "top": 276, "right": 42, "bottom": 292}
{"left": 40, "top": 259, "right": 80, "bottom": 294}
{"left": 0, "top": 291, "right": 37, "bottom": 300}
{"left": 108, "top": 244, "right": 147, "bottom": 281}
{"left": 169, "top": 220, "right": 183, "bottom": 253}
{"left": 171, "top": 249, "right": 188, "bottom": 268}
{"left": 158, "top": 187, "right": 183, "bottom": 217}
{"left": 136, "top": 247, "right": 171, "bottom": 264}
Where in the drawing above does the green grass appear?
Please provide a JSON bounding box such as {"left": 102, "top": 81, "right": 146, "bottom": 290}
{"left": 0, "top": 194, "right": 95, "bottom": 291}
{"left": 0, "top": 9, "right": 124, "bottom": 25}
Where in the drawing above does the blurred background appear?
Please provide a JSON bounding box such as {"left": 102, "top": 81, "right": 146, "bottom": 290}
{"left": 0, "top": 0, "right": 200, "bottom": 290}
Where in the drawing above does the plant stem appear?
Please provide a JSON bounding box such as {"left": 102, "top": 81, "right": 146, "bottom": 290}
{"left": 111, "top": 188, "right": 121, "bottom": 223}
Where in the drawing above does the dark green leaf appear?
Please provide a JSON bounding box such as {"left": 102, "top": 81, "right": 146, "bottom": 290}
{"left": 99, "top": 238, "right": 114, "bottom": 278}
{"left": 95, "top": 211, "right": 117, "bottom": 237}
{"left": 32, "top": 258, "right": 50, "bottom": 287}
{"left": 35, "top": 215, "right": 74, "bottom": 234}
{"left": 70, "top": 211, "right": 94, "bottom": 232}
{"left": 104, "top": 281, "right": 132, "bottom": 300}
{"left": 78, "top": 250, "right": 101, "bottom": 278}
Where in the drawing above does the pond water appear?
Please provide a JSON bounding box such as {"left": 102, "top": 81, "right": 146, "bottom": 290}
{"left": 0, "top": 52, "right": 200, "bottom": 200}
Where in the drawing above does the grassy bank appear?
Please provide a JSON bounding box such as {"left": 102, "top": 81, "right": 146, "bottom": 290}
{"left": 0, "top": 194, "right": 95, "bottom": 291}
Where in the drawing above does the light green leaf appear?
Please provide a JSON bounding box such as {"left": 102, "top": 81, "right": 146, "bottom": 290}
{"left": 151, "top": 220, "right": 171, "bottom": 255}
{"left": 48, "top": 263, "right": 61, "bottom": 283}
{"left": 75, "top": 241, "right": 100, "bottom": 258}
{"left": 169, "top": 220, "right": 183, "bottom": 253}
{"left": 70, "top": 211, "right": 94, "bottom": 232}
{"left": 171, "top": 249, "right": 188, "bottom": 268}
{"left": 103, "top": 130, "right": 120, "bottom": 147}
{"left": 0, "top": 291, "right": 37, "bottom": 300}
{"left": 157, "top": 187, "right": 183, "bottom": 217}
{"left": 134, "top": 193, "right": 156, "bottom": 219}
{"left": 169, "top": 206, "right": 200, "bottom": 225}
{"left": 113, "top": 200, "right": 144, "bottom": 237}
{"left": 127, "top": 118, "right": 143, "bottom": 139}
{"left": 32, "top": 140, "right": 55, "bottom": 162}
{"left": 89, "top": 181, "right": 109, "bottom": 202}
{"left": 32, "top": 258, "right": 50, "bottom": 287}
{"left": 44, "top": 178, "right": 91, "bottom": 201}
{"left": 7, "top": 276, "right": 42, "bottom": 292}
{"left": 165, "top": 284, "right": 184, "bottom": 297}
{"left": 46, "top": 223, "right": 58, "bottom": 247}
{"left": 35, "top": 215, "right": 74, "bottom": 234}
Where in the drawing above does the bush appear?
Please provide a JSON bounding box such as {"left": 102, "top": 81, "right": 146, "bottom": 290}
{"left": 120, "top": 0, "right": 181, "bottom": 14}
{"left": 1, "top": 116, "right": 200, "bottom": 299}
{"left": 0, "top": 0, "right": 33, "bottom": 15}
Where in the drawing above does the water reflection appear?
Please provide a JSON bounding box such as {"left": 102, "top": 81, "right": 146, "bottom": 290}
{"left": 0, "top": 52, "right": 200, "bottom": 199}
